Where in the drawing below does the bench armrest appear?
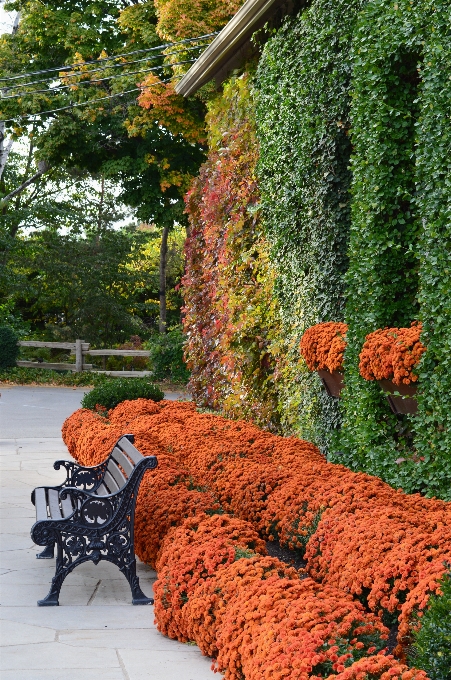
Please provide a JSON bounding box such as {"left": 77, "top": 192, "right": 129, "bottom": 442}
{"left": 54, "top": 459, "right": 107, "bottom": 492}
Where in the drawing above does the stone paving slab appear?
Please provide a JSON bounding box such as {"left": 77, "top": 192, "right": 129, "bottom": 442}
{"left": 0, "top": 386, "right": 216, "bottom": 679}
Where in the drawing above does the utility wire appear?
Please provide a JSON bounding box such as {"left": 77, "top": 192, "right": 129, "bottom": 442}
{"left": 0, "top": 60, "right": 196, "bottom": 99}
{"left": 1, "top": 43, "right": 208, "bottom": 91}
{"left": 1, "top": 78, "right": 176, "bottom": 123}
{"left": 0, "top": 33, "right": 217, "bottom": 82}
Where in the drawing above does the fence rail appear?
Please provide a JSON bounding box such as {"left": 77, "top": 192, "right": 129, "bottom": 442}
{"left": 18, "top": 340, "right": 150, "bottom": 376}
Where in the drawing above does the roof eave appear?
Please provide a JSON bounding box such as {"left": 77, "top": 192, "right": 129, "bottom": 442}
{"left": 175, "top": 0, "right": 283, "bottom": 97}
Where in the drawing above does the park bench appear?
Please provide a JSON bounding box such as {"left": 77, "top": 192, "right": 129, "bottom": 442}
{"left": 30, "top": 434, "right": 157, "bottom": 607}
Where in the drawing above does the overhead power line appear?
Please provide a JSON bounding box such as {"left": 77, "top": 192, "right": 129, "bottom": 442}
{"left": 1, "top": 43, "right": 208, "bottom": 91}
{"left": 0, "top": 60, "right": 197, "bottom": 99}
{"left": 1, "top": 78, "right": 177, "bottom": 123}
{"left": 0, "top": 33, "right": 217, "bottom": 83}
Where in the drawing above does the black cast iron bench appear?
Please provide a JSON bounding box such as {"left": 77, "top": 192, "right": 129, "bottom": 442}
{"left": 31, "top": 434, "right": 157, "bottom": 607}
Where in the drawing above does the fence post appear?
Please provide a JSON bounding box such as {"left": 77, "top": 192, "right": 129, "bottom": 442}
{"left": 75, "top": 339, "right": 83, "bottom": 373}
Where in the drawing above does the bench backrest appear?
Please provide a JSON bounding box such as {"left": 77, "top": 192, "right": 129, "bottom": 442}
{"left": 96, "top": 435, "right": 145, "bottom": 497}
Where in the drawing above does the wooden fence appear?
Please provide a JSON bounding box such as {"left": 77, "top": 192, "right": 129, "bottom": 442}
{"left": 18, "top": 340, "right": 153, "bottom": 377}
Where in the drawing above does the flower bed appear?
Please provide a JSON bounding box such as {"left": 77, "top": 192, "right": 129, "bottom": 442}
{"left": 63, "top": 399, "right": 451, "bottom": 674}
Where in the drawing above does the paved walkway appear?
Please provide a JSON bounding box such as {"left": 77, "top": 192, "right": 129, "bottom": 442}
{"left": 0, "top": 386, "right": 215, "bottom": 680}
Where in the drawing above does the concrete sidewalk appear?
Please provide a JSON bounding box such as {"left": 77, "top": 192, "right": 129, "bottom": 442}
{"left": 0, "top": 386, "right": 215, "bottom": 680}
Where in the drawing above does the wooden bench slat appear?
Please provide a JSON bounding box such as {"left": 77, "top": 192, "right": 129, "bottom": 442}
{"left": 111, "top": 447, "right": 134, "bottom": 477}
{"left": 96, "top": 483, "right": 109, "bottom": 496}
{"left": 60, "top": 494, "right": 74, "bottom": 518}
{"left": 103, "top": 470, "right": 120, "bottom": 494}
{"left": 35, "top": 488, "right": 48, "bottom": 520}
{"left": 118, "top": 438, "right": 144, "bottom": 465}
{"left": 107, "top": 459, "right": 127, "bottom": 488}
{"left": 48, "top": 489, "right": 62, "bottom": 520}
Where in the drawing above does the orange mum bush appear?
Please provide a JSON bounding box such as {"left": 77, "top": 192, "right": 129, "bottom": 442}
{"left": 304, "top": 504, "right": 451, "bottom": 642}
{"left": 61, "top": 408, "right": 102, "bottom": 457}
{"left": 209, "top": 459, "right": 291, "bottom": 532}
{"left": 156, "top": 513, "right": 266, "bottom": 573}
{"left": 154, "top": 537, "right": 259, "bottom": 642}
{"left": 134, "top": 485, "right": 221, "bottom": 567}
{"left": 215, "top": 577, "right": 390, "bottom": 680}
{"left": 329, "top": 654, "right": 428, "bottom": 680}
{"left": 300, "top": 322, "right": 348, "bottom": 372}
{"left": 359, "top": 322, "right": 426, "bottom": 385}
{"left": 62, "top": 399, "right": 449, "bottom": 663}
{"left": 183, "top": 555, "right": 297, "bottom": 657}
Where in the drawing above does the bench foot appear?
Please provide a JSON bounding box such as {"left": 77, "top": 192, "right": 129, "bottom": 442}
{"left": 36, "top": 544, "right": 55, "bottom": 559}
{"left": 132, "top": 596, "right": 154, "bottom": 605}
{"left": 37, "top": 592, "right": 59, "bottom": 606}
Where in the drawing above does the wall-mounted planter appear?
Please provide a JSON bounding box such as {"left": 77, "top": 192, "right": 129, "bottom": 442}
{"left": 317, "top": 369, "right": 344, "bottom": 398}
{"left": 378, "top": 379, "right": 418, "bottom": 415}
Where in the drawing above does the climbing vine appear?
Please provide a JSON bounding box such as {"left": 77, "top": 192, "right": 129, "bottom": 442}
{"left": 335, "top": 0, "right": 451, "bottom": 500}
{"left": 255, "top": 0, "right": 364, "bottom": 449}
{"left": 182, "top": 72, "right": 282, "bottom": 430}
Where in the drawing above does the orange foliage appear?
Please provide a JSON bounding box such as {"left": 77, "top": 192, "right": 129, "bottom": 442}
{"left": 359, "top": 322, "right": 426, "bottom": 385}
{"left": 154, "top": 0, "right": 242, "bottom": 42}
{"left": 300, "top": 322, "right": 348, "bottom": 372}
{"left": 62, "top": 400, "right": 449, "bottom": 667}
{"left": 329, "top": 655, "right": 428, "bottom": 680}
{"left": 183, "top": 555, "right": 298, "bottom": 657}
{"left": 215, "top": 577, "right": 389, "bottom": 679}
{"left": 133, "top": 74, "right": 206, "bottom": 147}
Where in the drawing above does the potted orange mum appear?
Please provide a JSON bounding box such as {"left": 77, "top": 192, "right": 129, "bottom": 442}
{"left": 300, "top": 322, "right": 347, "bottom": 397}
{"left": 359, "top": 322, "right": 425, "bottom": 415}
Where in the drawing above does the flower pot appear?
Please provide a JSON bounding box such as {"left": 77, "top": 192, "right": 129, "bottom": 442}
{"left": 317, "top": 369, "right": 344, "bottom": 398}
{"left": 378, "top": 379, "right": 418, "bottom": 415}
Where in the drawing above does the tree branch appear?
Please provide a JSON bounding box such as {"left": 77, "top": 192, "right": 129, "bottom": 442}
{"left": 0, "top": 160, "right": 49, "bottom": 207}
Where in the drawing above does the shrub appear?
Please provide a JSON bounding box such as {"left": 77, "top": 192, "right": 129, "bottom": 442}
{"left": 145, "top": 327, "right": 190, "bottom": 384}
{"left": 81, "top": 377, "right": 164, "bottom": 411}
{"left": 359, "top": 323, "right": 426, "bottom": 386}
{"left": 409, "top": 569, "right": 451, "bottom": 680}
{"left": 0, "top": 326, "right": 19, "bottom": 369}
{"left": 0, "top": 367, "right": 110, "bottom": 386}
{"left": 300, "top": 322, "right": 348, "bottom": 373}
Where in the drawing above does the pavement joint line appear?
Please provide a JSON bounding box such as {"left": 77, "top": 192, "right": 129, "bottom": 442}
{"left": 116, "top": 650, "right": 131, "bottom": 680}
{"left": 87, "top": 579, "right": 102, "bottom": 605}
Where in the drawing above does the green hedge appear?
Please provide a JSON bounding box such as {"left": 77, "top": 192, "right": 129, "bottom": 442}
{"left": 409, "top": 569, "right": 451, "bottom": 679}
{"left": 0, "top": 326, "right": 19, "bottom": 369}
{"left": 81, "top": 378, "right": 164, "bottom": 411}
{"left": 145, "top": 327, "right": 190, "bottom": 384}
{"left": 334, "top": 0, "right": 451, "bottom": 500}
{"left": 255, "top": 0, "right": 364, "bottom": 450}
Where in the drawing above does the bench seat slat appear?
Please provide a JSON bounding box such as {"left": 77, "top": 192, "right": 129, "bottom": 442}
{"left": 111, "top": 447, "right": 134, "bottom": 477}
{"left": 48, "top": 489, "right": 62, "bottom": 520}
{"left": 96, "top": 483, "right": 109, "bottom": 496}
{"left": 60, "top": 494, "right": 74, "bottom": 518}
{"left": 107, "top": 459, "right": 127, "bottom": 489}
{"left": 103, "top": 470, "right": 120, "bottom": 494}
{"left": 34, "top": 488, "right": 48, "bottom": 520}
{"left": 118, "top": 438, "right": 144, "bottom": 465}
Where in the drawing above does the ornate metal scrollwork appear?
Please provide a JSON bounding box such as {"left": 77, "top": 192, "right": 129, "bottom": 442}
{"left": 32, "top": 441, "right": 158, "bottom": 607}
{"left": 81, "top": 498, "right": 113, "bottom": 527}
{"left": 54, "top": 459, "right": 108, "bottom": 491}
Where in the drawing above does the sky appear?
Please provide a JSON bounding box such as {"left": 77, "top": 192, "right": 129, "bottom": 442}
{"left": 0, "top": 2, "right": 16, "bottom": 34}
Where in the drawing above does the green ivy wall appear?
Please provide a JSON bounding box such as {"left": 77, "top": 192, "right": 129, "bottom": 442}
{"left": 182, "top": 0, "right": 450, "bottom": 500}
{"left": 255, "top": 0, "right": 364, "bottom": 450}
{"left": 254, "top": 0, "right": 450, "bottom": 498}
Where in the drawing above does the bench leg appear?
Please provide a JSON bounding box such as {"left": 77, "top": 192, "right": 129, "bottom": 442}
{"left": 36, "top": 543, "right": 55, "bottom": 559}
{"left": 37, "top": 545, "right": 68, "bottom": 606}
{"left": 123, "top": 558, "right": 153, "bottom": 605}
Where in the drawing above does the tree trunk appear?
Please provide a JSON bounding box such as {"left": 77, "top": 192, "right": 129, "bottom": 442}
{"left": 0, "top": 123, "right": 13, "bottom": 181}
{"left": 159, "top": 224, "right": 170, "bottom": 334}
